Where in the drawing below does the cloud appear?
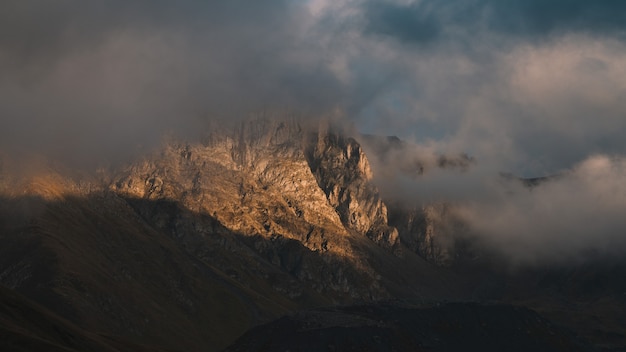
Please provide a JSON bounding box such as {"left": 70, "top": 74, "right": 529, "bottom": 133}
{"left": 2, "top": 0, "right": 626, "bottom": 264}
{"left": 459, "top": 155, "right": 626, "bottom": 265}
{"left": 4, "top": 0, "right": 626, "bottom": 171}
{"left": 0, "top": 0, "right": 345, "bottom": 166}
{"left": 364, "top": 1, "right": 442, "bottom": 45}
{"left": 344, "top": 0, "right": 626, "bottom": 174}
{"left": 366, "top": 140, "right": 626, "bottom": 264}
{"left": 486, "top": 0, "right": 626, "bottom": 37}
{"left": 361, "top": 0, "right": 626, "bottom": 45}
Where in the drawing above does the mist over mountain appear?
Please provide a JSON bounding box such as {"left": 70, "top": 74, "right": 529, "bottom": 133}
{"left": 1, "top": 118, "right": 625, "bottom": 351}
{"left": 3, "top": 1, "right": 626, "bottom": 172}
{"left": 2, "top": 1, "right": 626, "bottom": 351}
{"left": 363, "top": 136, "right": 626, "bottom": 265}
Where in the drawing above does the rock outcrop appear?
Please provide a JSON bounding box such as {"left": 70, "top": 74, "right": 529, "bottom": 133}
{"left": 111, "top": 116, "right": 397, "bottom": 301}
{"left": 388, "top": 202, "right": 466, "bottom": 265}
{"left": 306, "top": 125, "right": 399, "bottom": 249}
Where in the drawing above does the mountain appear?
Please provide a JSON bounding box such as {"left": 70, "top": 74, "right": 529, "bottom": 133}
{"left": 0, "top": 116, "right": 624, "bottom": 351}
{"left": 0, "top": 117, "right": 457, "bottom": 351}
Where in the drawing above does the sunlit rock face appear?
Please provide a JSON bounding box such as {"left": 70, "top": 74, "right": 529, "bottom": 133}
{"left": 111, "top": 116, "right": 399, "bottom": 300}
{"left": 0, "top": 115, "right": 460, "bottom": 346}
{"left": 112, "top": 116, "right": 465, "bottom": 272}
{"left": 305, "top": 124, "right": 399, "bottom": 249}
{"left": 114, "top": 117, "right": 348, "bottom": 252}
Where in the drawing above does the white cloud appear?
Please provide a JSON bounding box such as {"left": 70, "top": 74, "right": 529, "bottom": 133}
{"left": 460, "top": 155, "right": 626, "bottom": 264}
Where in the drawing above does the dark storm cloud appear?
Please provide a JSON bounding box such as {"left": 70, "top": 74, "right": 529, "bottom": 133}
{"left": 0, "top": 0, "right": 345, "bottom": 166}
{"left": 364, "top": 2, "right": 441, "bottom": 44}
{"left": 488, "top": 0, "right": 626, "bottom": 37}
{"left": 363, "top": 0, "right": 626, "bottom": 44}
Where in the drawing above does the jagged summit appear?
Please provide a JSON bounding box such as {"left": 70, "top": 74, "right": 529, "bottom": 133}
{"left": 1, "top": 116, "right": 624, "bottom": 351}
{"left": 0, "top": 116, "right": 462, "bottom": 351}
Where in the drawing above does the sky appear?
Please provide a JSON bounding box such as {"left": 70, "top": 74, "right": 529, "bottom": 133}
{"left": 1, "top": 0, "right": 625, "bottom": 171}
{"left": 2, "top": 0, "right": 626, "bottom": 263}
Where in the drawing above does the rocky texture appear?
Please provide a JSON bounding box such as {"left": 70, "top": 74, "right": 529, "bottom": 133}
{"left": 114, "top": 118, "right": 348, "bottom": 254}
{"left": 111, "top": 117, "right": 392, "bottom": 300}
{"left": 357, "top": 134, "right": 475, "bottom": 265}
{"left": 0, "top": 117, "right": 461, "bottom": 351}
{"left": 388, "top": 202, "right": 470, "bottom": 265}
{"left": 306, "top": 127, "right": 399, "bottom": 249}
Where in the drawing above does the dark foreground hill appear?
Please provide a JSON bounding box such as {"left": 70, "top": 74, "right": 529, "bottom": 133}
{"left": 0, "top": 285, "right": 169, "bottom": 352}
{"left": 225, "top": 302, "right": 594, "bottom": 352}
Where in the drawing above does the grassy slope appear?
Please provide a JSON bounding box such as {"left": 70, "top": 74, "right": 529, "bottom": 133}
{"left": 0, "top": 191, "right": 296, "bottom": 351}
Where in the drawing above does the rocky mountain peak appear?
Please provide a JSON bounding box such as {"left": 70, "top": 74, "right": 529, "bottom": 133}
{"left": 109, "top": 116, "right": 408, "bottom": 304}
{"left": 2, "top": 116, "right": 623, "bottom": 351}
{"left": 114, "top": 116, "right": 402, "bottom": 252}
{"left": 306, "top": 127, "right": 399, "bottom": 249}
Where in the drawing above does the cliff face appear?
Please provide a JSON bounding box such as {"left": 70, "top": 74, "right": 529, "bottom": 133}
{"left": 305, "top": 125, "right": 399, "bottom": 249}
{"left": 110, "top": 119, "right": 404, "bottom": 299}
{"left": 0, "top": 117, "right": 463, "bottom": 351}
{"left": 388, "top": 203, "right": 466, "bottom": 265}
{"left": 357, "top": 134, "right": 473, "bottom": 265}
{"left": 112, "top": 116, "right": 461, "bottom": 274}
{"left": 114, "top": 118, "right": 349, "bottom": 253}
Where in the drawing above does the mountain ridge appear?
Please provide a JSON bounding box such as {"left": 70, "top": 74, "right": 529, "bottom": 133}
{"left": 1, "top": 116, "right": 625, "bottom": 351}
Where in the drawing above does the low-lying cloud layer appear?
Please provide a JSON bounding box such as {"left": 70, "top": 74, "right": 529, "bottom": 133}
{"left": 367, "top": 145, "right": 626, "bottom": 264}
{"left": 3, "top": 0, "right": 626, "bottom": 263}
{"left": 463, "top": 155, "right": 626, "bottom": 264}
